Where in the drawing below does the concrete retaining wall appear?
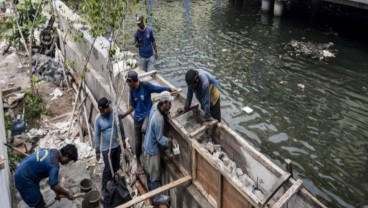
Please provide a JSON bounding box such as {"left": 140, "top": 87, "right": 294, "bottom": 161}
{"left": 54, "top": 1, "right": 208, "bottom": 207}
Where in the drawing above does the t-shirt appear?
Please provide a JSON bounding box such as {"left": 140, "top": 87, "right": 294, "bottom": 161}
{"left": 134, "top": 27, "right": 155, "bottom": 58}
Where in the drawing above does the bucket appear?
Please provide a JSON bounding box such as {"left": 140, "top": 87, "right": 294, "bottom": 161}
{"left": 80, "top": 178, "right": 94, "bottom": 193}
{"left": 82, "top": 190, "right": 101, "bottom": 208}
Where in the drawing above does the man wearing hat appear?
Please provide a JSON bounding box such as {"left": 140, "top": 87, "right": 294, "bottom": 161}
{"left": 134, "top": 14, "right": 158, "bottom": 72}
{"left": 178, "top": 69, "right": 221, "bottom": 122}
{"left": 95, "top": 97, "right": 125, "bottom": 189}
{"left": 120, "top": 70, "right": 175, "bottom": 168}
{"left": 142, "top": 91, "right": 177, "bottom": 205}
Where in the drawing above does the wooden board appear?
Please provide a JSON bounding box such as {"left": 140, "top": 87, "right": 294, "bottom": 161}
{"left": 117, "top": 176, "right": 192, "bottom": 208}
{"left": 197, "top": 152, "right": 219, "bottom": 201}
{"left": 222, "top": 177, "right": 252, "bottom": 208}
{"left": 272, "top": 179, "right": 303, "bottom": 208}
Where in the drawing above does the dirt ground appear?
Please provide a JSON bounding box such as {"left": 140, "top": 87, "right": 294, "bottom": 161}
{"left": 0, "top": 49, "right": 102, "bottom": 208}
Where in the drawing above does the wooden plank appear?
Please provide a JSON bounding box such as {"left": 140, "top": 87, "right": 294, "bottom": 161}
{"left": 217, "top": 171, "right": 222, "bottom": 208}
{"left": 191, "top": 141, "right": 260, "bottom": 207}
{"left": 138, "top": 70, "right": 157, "bottom": 78}
{"left": 192, "top": 144, "right": 197, "bottom": 180}
{"left": 170, "top": 103, "right": 199, "bottom": 119}
{"left": 222, "top": 177, "right": 252, "bottom": 208}
{"left": 117, "top": 176, "right": 192, "bottom": 208}
{"left": 196, "top": 150, "right": 218, "bottom": 200}
{"left": 190, "top": 120, "right": 218, "bottom": 139}
{"left": 167, "top": 117, "right": 190, "bottom": 141}
{"left": 193, "top": 180, "right": 217, "bottom": 207}
{"left": 1, "top": 87, "right": 21, "bottom": 97}
{"left": 272, "top": 179, "right": 303, "bottom": 208}
{"left": 259, "top": 173, "right": 291, "bottom": 207}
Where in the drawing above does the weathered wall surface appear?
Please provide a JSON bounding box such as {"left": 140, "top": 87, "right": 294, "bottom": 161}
{"left": 54, "top": 1, "right": 208, "bottom": 207}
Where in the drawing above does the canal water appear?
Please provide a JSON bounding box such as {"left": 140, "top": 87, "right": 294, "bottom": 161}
{"left": 124, "top": 0, "right": 368, "bottom": 207}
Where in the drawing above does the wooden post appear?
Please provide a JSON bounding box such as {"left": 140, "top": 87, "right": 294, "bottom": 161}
{"left": 191, "top": 144, "right": 197, "bottom": 180}
{"left": 217, "top": 171, "right": 222, "bottom": 208}
{"left": 285, "top": 159, "right": 293, "bottom": 178}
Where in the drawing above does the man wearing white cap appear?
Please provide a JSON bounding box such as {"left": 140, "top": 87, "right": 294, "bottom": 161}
{"left": 134, "top": 14, "right": 158, "bottom": 72}
{"left": 142, "top": 91, "right": 177, "bottom": 205}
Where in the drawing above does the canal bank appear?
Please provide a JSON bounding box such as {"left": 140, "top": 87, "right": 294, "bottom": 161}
{"left": 120, "top": 0, "right": 368, "bottom": 207}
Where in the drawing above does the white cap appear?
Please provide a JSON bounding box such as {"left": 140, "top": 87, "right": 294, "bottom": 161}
{"left": 159, "top": 91, "right": 174, "bottom": 102}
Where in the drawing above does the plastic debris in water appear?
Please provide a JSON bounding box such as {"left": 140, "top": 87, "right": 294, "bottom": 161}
{"left": 242, "top": 106, "right": 253, "bottom": 114}
{"left": 297, "top": 83, "right": 305, "bottom": 89}
{"left": 222, "top": 49, "right": 227, "bottom": 52}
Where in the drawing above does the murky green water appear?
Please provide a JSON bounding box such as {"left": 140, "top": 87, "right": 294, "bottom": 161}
{"left": 124, "top": 0, "right": 368, "bottom": 207}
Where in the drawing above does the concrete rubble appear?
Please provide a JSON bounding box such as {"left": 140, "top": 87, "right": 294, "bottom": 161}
{"left": 200, "top": 138, "right": 265, "bottom": 199}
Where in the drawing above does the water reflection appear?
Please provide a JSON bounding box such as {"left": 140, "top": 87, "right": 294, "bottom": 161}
{"left": 125, "top": 0, "right": 368, "bottom": 207}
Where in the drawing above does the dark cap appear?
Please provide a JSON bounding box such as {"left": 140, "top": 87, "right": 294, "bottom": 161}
{"left": 98, "top": 97, "right": 110, "bottom": 109}
{"left": 126, "top": 70, "right": 138, "bottom": 82}
{"left": 136, "top": 15, "right": 144, "bottom": 24}
{"left": 185, "top": 69, "right": 198, "bottom": 85}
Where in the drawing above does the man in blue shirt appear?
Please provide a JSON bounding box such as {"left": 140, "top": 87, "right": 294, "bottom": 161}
{"left": 143, "top": 91, "right": 177, "bottom": 205}
{"left": 134, "top": 15, "right": 158, "bottom": 72}
{"left": 178, "top": 69, "right": 221, "bottom": 122}
{"left": 14, "top": 144, "right": 78, "bottom": 208}
{"left": 95, "top": 97, "right": 125, "bottom": 189}
{"left": 120, "top": 70, "right": 175, "bottom": 168}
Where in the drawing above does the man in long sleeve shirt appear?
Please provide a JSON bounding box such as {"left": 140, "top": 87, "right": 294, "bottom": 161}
{"left": 14, "top": 144, "right": 78, "bottom": 208}
{"left": 95, "top": 97, "right": 125, "bottom": 189}
{"left": 120, "top": 70, "right": 175, "bottom": 167}
{"left": 180, "top": 69, "right": 221, "bottom": 122}
{"left": 143, "top": 91, "right": 177, "bottom": 205}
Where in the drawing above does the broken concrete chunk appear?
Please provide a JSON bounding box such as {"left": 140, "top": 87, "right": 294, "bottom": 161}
{"left": 213, "top": 151, "right": 224, "bottom": 160}
{"left": 213, "top": 144, "right": 221, "bottom": 152}
{"left": 236, "top": 168, "right": 244, "bottom": 177}
{"left": 222, "top": 156, "right": 230, "bottom": 166}
{"left": 205, "top": 142, "right": 214, "bottom": 154}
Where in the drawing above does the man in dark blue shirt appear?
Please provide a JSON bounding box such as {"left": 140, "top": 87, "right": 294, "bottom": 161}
{"left": 134, "top": 15, "right": 158, "bottom": 72}
{"left": 14, "top": 144, "right": 78, "bottom": 208}
{"left": 120, "top": 70, "right": 175, "bottom": 167}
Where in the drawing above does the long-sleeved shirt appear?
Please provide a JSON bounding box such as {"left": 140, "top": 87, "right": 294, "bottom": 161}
{"left": 15, "top": 149, "right": 60, "bottom": 187}
{"left": 130, "top": 81, "right": 170, "bottom": 122}
{"left": 94, "top": 110, "right": 125, "bottom": 153}
{"left": 184, "top": 69, "right": 220, "bottom": 121}
{"left": 143, "top": 103, "right": 171, "bottom": 156}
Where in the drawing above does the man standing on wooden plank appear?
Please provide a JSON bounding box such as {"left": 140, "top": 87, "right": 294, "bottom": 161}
{"left": 178, "top": 69, "right": 221, "bottom": 122}
{"left": 120, "top": 71, "right": 175, "bottom": 170}
{"left": 134, "top": 14, "right": 158, "bottom": 72}
{"left": 14, "top": 144, "right": 78, "bottom": 208}
{"left": 142, "top": 91, "right": 178, "bottom": 205}
{"left": 95, "top": 97, "right": 125, "bottom": 189}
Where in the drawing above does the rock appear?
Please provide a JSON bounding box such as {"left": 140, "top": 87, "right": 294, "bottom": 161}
{"left": 236, "top": 168, "right": 244, "bottom": 177}
{"left": 205, "top": 142, "right": 214, "bottom": 154}
{"left": 213, "top": 144, "right": 221, "bottom": 152}
{"left": 213, "top": 151, "right": 224, "bottom": 160}
{"left": 222, "top": 156, "right": 230, "bottom": 166}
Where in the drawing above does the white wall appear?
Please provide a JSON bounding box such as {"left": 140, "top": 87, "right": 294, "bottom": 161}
{"left": 0, "top": 91, "right": 12, "bottom": 208}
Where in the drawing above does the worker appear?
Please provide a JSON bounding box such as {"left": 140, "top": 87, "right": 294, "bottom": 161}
{"left": 14, "top": 144, "right": 78, "bottom": 208}
{"left": 95, "top": 97, "right": 125, "bottom": 190}
{"left": 142, "top": 91, "right": 178, "bottom": 205}
{"left": 178, "top": 69, "right": 221, "bottom": 122}
{"left": 119, "top": 70, "right": 175, "bottom": 170}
